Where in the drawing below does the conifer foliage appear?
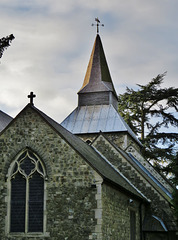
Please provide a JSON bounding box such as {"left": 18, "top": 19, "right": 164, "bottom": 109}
{"left": 118, "top": 73, "right": 178, "bottom": 167}
{"left": 0, "top": 34, "right": 15, "bottom": 59}
{"left": 118, "top": 73, "right": 178, "bottom": 219}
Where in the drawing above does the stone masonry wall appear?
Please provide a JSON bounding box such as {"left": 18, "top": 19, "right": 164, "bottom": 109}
{"left": 126, "top": 145, "right": 173, "bottom": 193}
{"left": 78, "top": 133, "right": 129, "bottom": 151}
{"left": 106, "top": 133, "right": 141, "bottom": 152}
{"left": 0, "top": 106, "right": 99, "bottom": 240}
{"left": 102, "top": 183, "right": 140, "bottom": 240}
{"left": 93, "top": 135, "right": 177, "bottom": 232}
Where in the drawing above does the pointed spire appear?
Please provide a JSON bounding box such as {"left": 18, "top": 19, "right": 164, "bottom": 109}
{"left": 78, "top": 34, "right": 118, "bottom": 109}
{"left": 61, "top": 34, "right": 142, "bottom": 146}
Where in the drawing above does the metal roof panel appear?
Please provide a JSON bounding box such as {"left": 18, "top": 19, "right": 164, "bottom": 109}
{"left": 61, "top": 104, "right": 142, "bottom": 146}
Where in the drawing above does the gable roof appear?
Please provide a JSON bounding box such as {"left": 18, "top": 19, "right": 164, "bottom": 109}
{"left": 0, "top": 110, "right": 13, "bottom": 132}
{"left": 35, "top": 105, "right": 149, "bottom": 201}
{"left": 1, "top": 103, "right": 148, "bottom": 202}
{"left": 92, "top": 133, "right": 173, "bottom": 202}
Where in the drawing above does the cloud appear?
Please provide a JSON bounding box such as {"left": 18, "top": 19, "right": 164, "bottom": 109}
{"left": 0, "top": 0, "right": 178, "bottom": 122}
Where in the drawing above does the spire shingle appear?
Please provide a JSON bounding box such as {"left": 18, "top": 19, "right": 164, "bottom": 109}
{"left": 78, "top": 34, "right": 117, "bottom": 97}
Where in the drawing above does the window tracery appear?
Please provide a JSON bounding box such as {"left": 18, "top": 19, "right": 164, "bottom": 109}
{"left": 9, "top": 149, "right": 46, "bottom": 233}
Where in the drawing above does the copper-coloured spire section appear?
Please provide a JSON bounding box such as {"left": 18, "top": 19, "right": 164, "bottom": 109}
{"left": 78, "top": 34, "right": 117, "bottom": 103}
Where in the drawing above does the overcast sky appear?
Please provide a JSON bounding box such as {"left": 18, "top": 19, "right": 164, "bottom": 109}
{"left": 0, "top": 0, "right": 178, "bottom": 123}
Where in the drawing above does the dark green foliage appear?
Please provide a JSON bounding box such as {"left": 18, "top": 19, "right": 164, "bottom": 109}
{"left": 0, "top": 34, "right": 15, "bottom": 59}
{"left": 118, "top": 73, "right": 178, "bottom": 166}
{"left": 118, "top": 73, "right": 178, "bottom": 218}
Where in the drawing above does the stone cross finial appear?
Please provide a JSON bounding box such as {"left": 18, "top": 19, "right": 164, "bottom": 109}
{"left": 92, "top": 17, "right": 104, "bottom": 34}
{"left": 28, "top": 91, "right": 36, "bottom": 105}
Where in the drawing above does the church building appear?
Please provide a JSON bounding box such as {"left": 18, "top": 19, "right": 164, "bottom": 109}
{"left": 0, "top": 31, "right": 177, "bottom": 240}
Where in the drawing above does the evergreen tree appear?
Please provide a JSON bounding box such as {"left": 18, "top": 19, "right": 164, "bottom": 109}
{"left": 118, "top": 73, "right": 178, "bottom": 170}
{"left": 0, "top": 34, "right": 15, "bottom": 59}
{"left": 118, "top": 73, "right": 178, "bottom": 219}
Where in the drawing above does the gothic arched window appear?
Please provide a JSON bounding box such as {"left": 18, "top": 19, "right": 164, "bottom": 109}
{"left": 9, "top": 149, "right": 46, "bottom": 233}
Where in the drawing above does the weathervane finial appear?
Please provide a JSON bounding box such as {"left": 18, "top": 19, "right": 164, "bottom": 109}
{"left": 92, "top": 18, "right": 104, "bottom": 34}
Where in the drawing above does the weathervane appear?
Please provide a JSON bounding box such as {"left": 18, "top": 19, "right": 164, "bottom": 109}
{"left": 92, "top": 18, "right": 104, "bottom": 34}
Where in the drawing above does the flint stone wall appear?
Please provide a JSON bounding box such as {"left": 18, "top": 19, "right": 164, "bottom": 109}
{"left": 0, "top": 107, "right": 98, "bottom": 240}
{"left": 102, "top": 183, "right": 141, "bottom": 240}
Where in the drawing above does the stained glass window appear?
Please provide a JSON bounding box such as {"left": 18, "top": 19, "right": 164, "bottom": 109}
{"left": 10, "top": 149, "right": 45, "bottom": 233}
{"left": 10, "top": 173, "right": 26, "bottom": 232}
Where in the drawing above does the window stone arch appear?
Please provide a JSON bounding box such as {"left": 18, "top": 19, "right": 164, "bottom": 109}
{"left": 7, "top": 148, "right": 47, "bottom": 234}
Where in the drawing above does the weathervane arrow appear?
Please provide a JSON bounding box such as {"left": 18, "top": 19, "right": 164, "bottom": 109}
{"left": 92, "top": 17, "right": 104, "bottom": 34}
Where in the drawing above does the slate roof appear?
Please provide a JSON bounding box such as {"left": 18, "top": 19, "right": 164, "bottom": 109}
{"left": 0, "top": 110, "right": 13, "bottom": 132}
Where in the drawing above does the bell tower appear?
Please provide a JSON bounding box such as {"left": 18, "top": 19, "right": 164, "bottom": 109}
{"left": 61, "top": 29, "right": 142, "bottom": 149}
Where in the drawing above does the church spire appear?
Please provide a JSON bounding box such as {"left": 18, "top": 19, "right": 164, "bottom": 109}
{"left": 78, "top": 34, "right": 118, "bottom": 109}
{"left": 61, "top": 32, "right": 142, "bottom": 146}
